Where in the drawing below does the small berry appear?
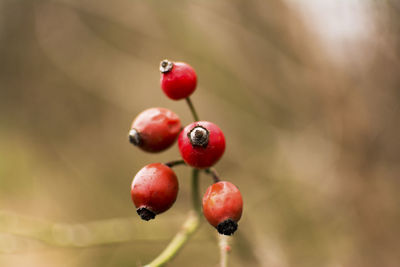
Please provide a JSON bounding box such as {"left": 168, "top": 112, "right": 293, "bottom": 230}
{"left": 160, "top": 59, "right": 197, "bottom": 100}
{"left": 178, "top": 121, "right": 225, "bottom": 169}
{"left": 202, "top": 181, "right": 243, "bottom": 235}
{"left": 129, "top": 107, "right": 181, "bottom": 153}
{"left": 131, "top": 163, "right": 179, "bottom": 221}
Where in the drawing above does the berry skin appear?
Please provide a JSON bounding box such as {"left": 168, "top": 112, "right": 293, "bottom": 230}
{"left": 178, "top": 121, "right": 225, "bottom": 169}
{"left": 160, "top": 59, "right": 197, "bottom": 100}
{"left": 129, "top": 107, "right": 181, "bottom": 153}
{"left": 131, "top": 163, "right": 179, "bottom": 221}
{"left": 202, "top": 181, "right": 243, "bottom": 235}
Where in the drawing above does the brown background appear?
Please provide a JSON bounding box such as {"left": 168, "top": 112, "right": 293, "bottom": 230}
{"left": 1, "top": 0, "right": 399, "bottom": 266}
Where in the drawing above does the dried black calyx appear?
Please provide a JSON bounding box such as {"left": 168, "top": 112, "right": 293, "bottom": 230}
{"left": 188, "top": 126, "right": 209, "bottom": 148}
{"left": 217, "top": 219, "right": 238, "bottom": 235}
{"left": 137, "top": 207, "right": 156, "bottom": 221}
{"left": 160, "top": 59, "right": 173, "bottom": 73}
{"left": 129, "top": 129, "right": 142, "bottom": 146}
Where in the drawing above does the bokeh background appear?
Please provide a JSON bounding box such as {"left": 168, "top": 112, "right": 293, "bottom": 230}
{"left": 1, "top": 0, "right": 400, "bottom": 266}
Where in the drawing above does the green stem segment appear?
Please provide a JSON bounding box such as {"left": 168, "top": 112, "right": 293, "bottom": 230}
{"left": 185, "top": 97, "right": 200, "bottom": 121}
{"left": 143, "top": 212, "right": 199, "bottom": 267}
{"left": 144, "top": 169, "right": 201, "bottom": 267}
{"left": 204, "top": 168, "right": 221, "bottom": 183}
{"left": 191, "top": 169, "right": 201, "bottom": 216}
{"left": 165, "top": 160, "right": 186, "bottom": 168}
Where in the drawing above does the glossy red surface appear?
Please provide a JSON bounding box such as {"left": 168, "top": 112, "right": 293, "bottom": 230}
{"left": 178, "top": 121, "right": 225, "bottom": 169}
{"left": 202, "top": 181, "right": 243, "bottom": 227}
{"left": 160, "top": 62, "right": 197, "bottom": 100}
{"left": 131, "top": 163, "right": 179, "bottom": 214}
{"left": 131, "top": 107, "right": 181, "bottom": 152}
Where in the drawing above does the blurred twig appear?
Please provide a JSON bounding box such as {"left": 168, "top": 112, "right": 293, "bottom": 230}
{"left": 0, "top": 210, "right": 203, "bottom": 253}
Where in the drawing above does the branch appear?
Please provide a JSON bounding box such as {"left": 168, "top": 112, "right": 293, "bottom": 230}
{"left": 143, "top": 211, "right": 199, "bottom": 267}
{"left": 143, "top": 169, "right": 202, "bottom": 267}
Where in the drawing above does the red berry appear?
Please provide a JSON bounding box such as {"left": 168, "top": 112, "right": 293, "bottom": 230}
{"left": 202, "top": 181, "right": 243, "bottom": 235}
{"left": 178, "top": 121, "right": 225, "bottom": 169}
{"left": 129, "top": 107, "right": 181, "bottom": 153}
{"left": 131, "top": 163, "right": 179, "bottom": 221}
{"left": 160, "top": 59, "right": 197, "bottom": 100}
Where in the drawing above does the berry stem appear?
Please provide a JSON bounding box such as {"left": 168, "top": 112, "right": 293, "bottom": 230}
{"left": 185, "top": 97, "right": 200, "bottom": 121}
{"left": 191, "top": 169, "right": 201, "bottom": 216}
{"left": 165, "top": 160, "right": 186, "bottom": 168}
{"left": 143, "top": 168, "right": 201, "bottom": 267}
{"left": 204, "top": 168, "right": 221, "bottom": 183}
{"left": 218, "top": 234, "right": 231, "bottom": 267}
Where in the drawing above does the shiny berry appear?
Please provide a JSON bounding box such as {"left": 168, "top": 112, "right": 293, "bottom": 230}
{"left": 202, "top": 181, "right": 243, "bottom": 235}
{"left": 129, "top": 107, "right": 181, "bottom": 153}
{"left": 131, "top": 163, "right": 179, "bottom": 221}
{"left": 178, "top": 121, "right": 225, "bottom": 169}
{"left": 160, "top": 59, "right": 197, "bottom": 100}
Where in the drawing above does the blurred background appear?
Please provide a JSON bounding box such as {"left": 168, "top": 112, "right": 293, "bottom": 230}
{"left": 1, "top": 0, "right": 399, "bottom": 266}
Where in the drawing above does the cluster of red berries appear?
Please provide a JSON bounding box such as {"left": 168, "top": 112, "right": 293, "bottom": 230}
{"left": 128, "top": 60, "right": 243, "bottom": 235}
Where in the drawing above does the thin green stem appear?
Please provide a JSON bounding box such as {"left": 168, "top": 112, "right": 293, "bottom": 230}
{"left": 191, "top": 169, "right": 201, "bottom": 216}
{"left": 143, "top": 169, "right": 201, "bottom": 267}
{"left": 143, "top": 212, "right": 199, "bottom": 267}
{"left": 204, "top": 168, "right": 221, "bottom": 183}
{"left": 185, "top": 97, "right": 200, "bottom": 121}
{"left": 165, "top": 160, "right": 186, "bottom": 168}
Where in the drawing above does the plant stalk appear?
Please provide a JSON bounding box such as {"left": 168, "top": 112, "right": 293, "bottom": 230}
{"left": 143, "top": 169, "right": 201, "bottom": 267}
{"left": 218, "top": 234, "right": 231, "bottom": 267}
{"left": 165, "top": 160, "right": 186, "bottom": 168}
{"left": 204, "top": 168, "right": 221, "bottom": 183}
{"left": 185, "top": 97, "right": 200, "bottom": 121}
